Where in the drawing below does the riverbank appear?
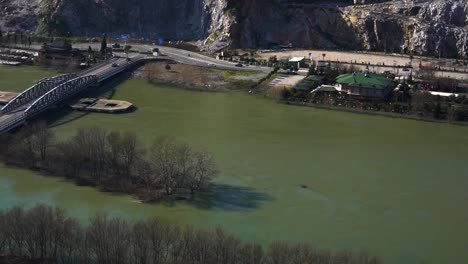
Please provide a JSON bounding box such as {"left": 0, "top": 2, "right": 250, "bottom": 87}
{"left": 135, "top": 62, "right": 266, "bottom": 91}
{"left": 282, "top": 99, "right": 468, "bottom": 126}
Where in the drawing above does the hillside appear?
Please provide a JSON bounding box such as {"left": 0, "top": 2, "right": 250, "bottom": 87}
{"left": 0, "top": 0, "right": 467, "bottom": 57}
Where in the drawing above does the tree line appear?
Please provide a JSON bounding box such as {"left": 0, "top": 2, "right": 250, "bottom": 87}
{"left": 0, "top": 28, "right": 32, "bottom": 48}
{"left": 0, "top": 205, "right": 383, "bottom": 264}
{"left": 0, "top": 122, "right": 218, "bottom": 201}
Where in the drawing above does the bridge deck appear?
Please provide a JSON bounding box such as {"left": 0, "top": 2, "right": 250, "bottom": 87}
{"left": 0, "top": 54, "right": 152, "bottom": 135}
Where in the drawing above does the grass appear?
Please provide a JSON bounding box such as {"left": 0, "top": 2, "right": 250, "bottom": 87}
{"left": 222, "top": 70, "right": 261, "bottom": 79}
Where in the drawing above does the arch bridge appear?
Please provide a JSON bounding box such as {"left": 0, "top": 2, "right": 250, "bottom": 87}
{"left": 0, "top": 54, "right": 153, "bottom": 135}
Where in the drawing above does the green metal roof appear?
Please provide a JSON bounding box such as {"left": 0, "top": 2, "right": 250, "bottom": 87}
{"left": 336, "top": 73, "right": 392, "bottom": 90}
{"left": 294, "top": 75, "right": 324, "bottom": 91}
{"left": 305, "top": 75, "right": 324, "bottom": 82}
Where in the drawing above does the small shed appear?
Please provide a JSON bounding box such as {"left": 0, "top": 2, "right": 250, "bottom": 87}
{"left": 289, "top": 57, "right": 306, "bottom": 69}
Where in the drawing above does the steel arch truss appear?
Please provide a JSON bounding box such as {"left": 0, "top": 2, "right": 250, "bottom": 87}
{"left": 1, "top": 74, "right": 77, "bottom": 113}
{"left": 25, "top": 75, "right": 98, "bottom": 116}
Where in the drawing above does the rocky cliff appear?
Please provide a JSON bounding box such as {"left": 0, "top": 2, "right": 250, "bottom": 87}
{"left": 0, "top": 0, "right": 467, "bottom": 58}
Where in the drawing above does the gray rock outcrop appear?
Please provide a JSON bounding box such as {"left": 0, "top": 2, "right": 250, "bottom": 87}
{"left": 0, "top": 0, "right": 466, "bottom": 58}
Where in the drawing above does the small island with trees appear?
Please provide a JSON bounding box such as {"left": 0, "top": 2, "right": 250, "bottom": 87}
{"left": 0, "top": 122, "right": 219, "bottom": 202}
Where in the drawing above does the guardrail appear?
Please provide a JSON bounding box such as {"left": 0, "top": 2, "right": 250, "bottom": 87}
{"left": 0, "top": 114, "right": 26, "bottom": 134}
{"left": 79, "top": 57, "right": 119, "bottom": 77}
{"left": 97, "top": 57, "right": 149, "bottom": 82}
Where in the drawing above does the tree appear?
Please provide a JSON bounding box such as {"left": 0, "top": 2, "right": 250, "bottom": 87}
{"left": 150, "top": 136, "right": 186, "bottom": 195}
{"left": 13, "top": 32, "right": 18, "bottom": 46}
{"left": 124, "top": 45, "right": 131, "bottom": 60}
{"left": 67, "top": 127, "right": 109, "bottom": 182}
{"left": 107, "top": 131, "right": 143, "bottom": 181}
{"left": 0, "top": 205, "right": 383, "bottom": 263}
{"left": 185, "top": 149, "right": 219, "bottom": 193}
{"left": 100, "top": 35, "right": 107, "bottom": 55}
{"left": 5, "top": 31, "right": 11, "bottom": 47}
{"left": 29, "top": 121, "right": 55, "bottom": 165}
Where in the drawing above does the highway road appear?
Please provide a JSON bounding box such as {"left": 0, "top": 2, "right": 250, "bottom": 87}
{"left": 65, "top": 43, "right": 272, "bottom": 73}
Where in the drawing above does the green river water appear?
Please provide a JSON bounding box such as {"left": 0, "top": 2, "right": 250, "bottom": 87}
{"left": 1, "top": 65, "right": 468, "bottom": 264}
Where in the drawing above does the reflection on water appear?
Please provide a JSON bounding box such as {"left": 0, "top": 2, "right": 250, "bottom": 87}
{"left": 183, "top": 184, "right": 274, "bottom": 211}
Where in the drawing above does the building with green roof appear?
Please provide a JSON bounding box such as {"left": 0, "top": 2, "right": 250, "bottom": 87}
{"left": 293, "top": 75, "right": 324, "bottom": 91}
{"left": 335, "top": 72, "right": 394, "bottom": 99}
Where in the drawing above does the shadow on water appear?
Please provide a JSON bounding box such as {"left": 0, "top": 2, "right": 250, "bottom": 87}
{"left": 35, "top": 72, "right": 134, "bottom": 128}
{"left": 46, "top": 109, "right": 90, "bottom": 128}
{"left": 162, "top": 184, "right": 273, "bottom": 211}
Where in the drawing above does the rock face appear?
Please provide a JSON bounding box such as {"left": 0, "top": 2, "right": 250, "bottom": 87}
{"left": 355, "top": 0, "right": 468, "bottom": 58}
{"left": 0, "top": 0, "right": 467, "bottom": 58}
{"left": 227, "top": 0, "right": 360, "bottom": 50}
{"left": 59, "top": 0, "right": 210, "bottom": 39}
{"left": 0, "top": 0, "right": 39, "bottom": 33}
{"left": 227, "top": 0, "right": 467, "bottom": 58}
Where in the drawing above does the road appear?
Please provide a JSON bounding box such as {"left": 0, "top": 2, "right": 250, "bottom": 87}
{"left": 64, "top": 43, "right": 272, "bottom": 73}
{"left": 260, "top": 49, "right": 468, "bottom": 80}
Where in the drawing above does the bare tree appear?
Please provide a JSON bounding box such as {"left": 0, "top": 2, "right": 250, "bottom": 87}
{"left": 185, "top": 149, "right": 219, "bottom": 193}
{"left": 30, "top": 121, "right": 55, "bottom": 165}
{"left": 150, "top": 136, "right": 183, "bottom": 195}
{"left": 107, "top": 131, "right": 143, "bottom": 181}
{"left": 0, "top": 205, "right": 384, "bottom": 264}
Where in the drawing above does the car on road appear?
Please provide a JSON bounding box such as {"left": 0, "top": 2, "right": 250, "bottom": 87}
{"left": 207, "top": 63, "right": 215, "bottom": 67}
{"left": 235, "top": 63, "right": 243, "bottom": 67}
{"left": 112, "top": 63, "right": 119, "bottom": 67}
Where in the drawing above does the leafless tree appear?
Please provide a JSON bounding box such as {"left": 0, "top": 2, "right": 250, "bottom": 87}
{"left": 0, "top": 205, "right": 384, "bottom": 264}
{"left": 150, "top": 136, "right": 184, "bottom": 195}
{"left": 185, "top": 149, "right": 219, "bottom": 193}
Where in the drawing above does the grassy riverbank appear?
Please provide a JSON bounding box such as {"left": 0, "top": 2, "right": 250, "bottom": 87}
{"left": 135, "top": 62, "right": 266, "bottom": 91}
{"left": 283, "top": 99, "right": 468, "bottom": 126}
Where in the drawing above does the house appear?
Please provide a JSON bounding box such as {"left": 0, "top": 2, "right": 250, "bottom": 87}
{"left": 289, "top": 57, "right": 306, "bottom": 69}
{"left": 40, "top": 41, "right": 80, "bottom": 57}
{"left": 294, "top": 75, "right": 324, "bottom": 92}
{"left": 335, "top": 72, "right": 394, "bottom": 99}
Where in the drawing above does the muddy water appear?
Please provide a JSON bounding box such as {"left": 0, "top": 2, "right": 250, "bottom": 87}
{"left": 1, "top": 67, "right": 468, "bottom": 264}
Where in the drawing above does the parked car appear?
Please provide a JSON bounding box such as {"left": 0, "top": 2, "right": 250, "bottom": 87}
{"left": 235, "top": 63, "right": 243, "bottom": 67}
{"left": 112, "top": 63, "right": 119, "bottom": 67}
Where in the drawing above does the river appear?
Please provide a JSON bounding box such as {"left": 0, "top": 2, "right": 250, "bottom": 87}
{"left": 1, "top": 65, "right": 468, "bottom": 264}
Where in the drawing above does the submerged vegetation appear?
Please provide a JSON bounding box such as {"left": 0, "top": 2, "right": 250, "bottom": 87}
{"left": 0, "top": 122, "right": 219, "bottom": 201}
{"left": 0, "top": 205, "right": 383, "bottom": 264}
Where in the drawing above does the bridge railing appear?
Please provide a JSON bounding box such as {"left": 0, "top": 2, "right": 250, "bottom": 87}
{"left": 25, "top": 75, "right": 98, "bottom": 117}
{"left": 97, "top": 57, "right": 150, "bottom": 82}
{"left": 79, "top": 57, "right": 119, "bottom": 77}
{"left": 0, "top": 114, "right": 26, "bottom": 134}
{"left": 1, "top": 73, "right": 76, "bottom": 114}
